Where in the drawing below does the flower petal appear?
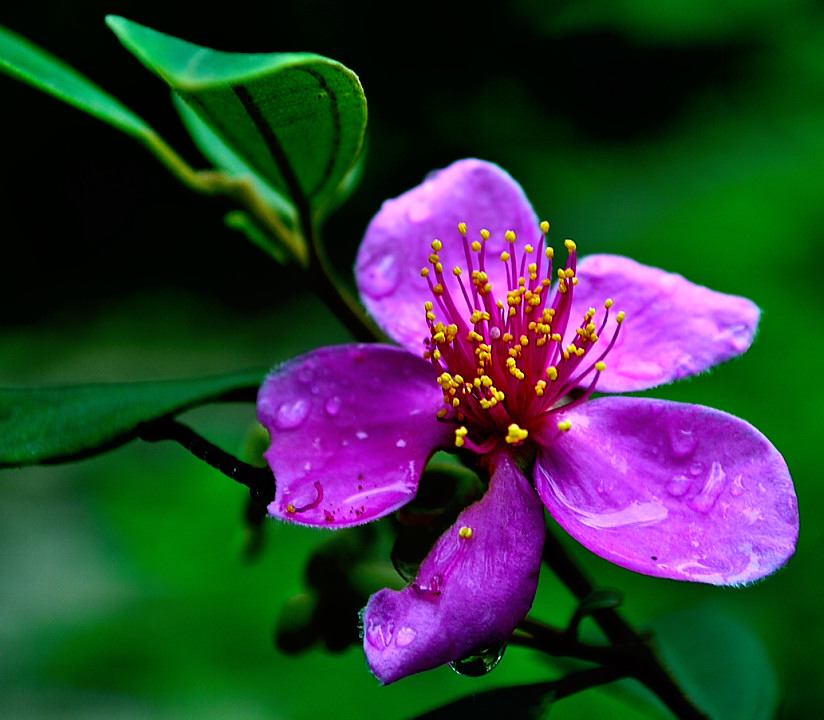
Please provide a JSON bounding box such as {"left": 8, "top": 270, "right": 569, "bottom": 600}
{"left": 534, "top": 397, "right": 798, "bottom": 585}
{"left": 572, "top": 254, "right": 760, "bottom": 393}
{"left": 355, "top": 159, "right": 539, "bottom": 353}
{"left": 362, "top": 450, "right": 545, "bottom": 684}
{"left": 257, "top": 344, "right": 453, "bottom": 527}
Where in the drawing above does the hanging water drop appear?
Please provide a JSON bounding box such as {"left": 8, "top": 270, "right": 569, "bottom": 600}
{"left": 448, "top": 643, "right": 507, "bottom": 677}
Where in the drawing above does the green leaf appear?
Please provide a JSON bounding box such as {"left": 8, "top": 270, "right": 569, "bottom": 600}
{"left": 0, "top": 370, "right": 264, "bottom": 468}
{"left": 0, "top": 22, "right": 152, "bottom": 139}
{"left": 106, "top": 15, "right": 367, "bottom": 219}
{"left": 172, "top": 93, "right": 297, "bottom": 227}
{"left": 647, "top": 606, "right": 779, "bottom": 720}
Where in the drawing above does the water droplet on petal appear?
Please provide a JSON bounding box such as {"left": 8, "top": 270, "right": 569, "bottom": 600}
{"left": 297, "top": 362, "right": 314, "bottom": 383}
{"left": 275, "top": 398, "right": 310, "bottom": 429}
{"left": 360, "top": 252, "right": 400, "bottom": 299}
{"left": 448, "top": 643, "right": 507, "bottom": 677}
{"left": 395, "top": 438, "right": 407, "bottom": 448}
{"left": 666, "top": 474, "right": 692, "bottom": 497}
{"left": 668, "top": 426, "right": 698, "bottom": 458}
{"left": 356, "top": 431, "right": 369, "bottom": 440}
{"left": 689, "top": 462, "right": 704, "bottom": 477}
{"left": 365, "top": 619, "right": 389, "bottom": 650}
{"left": 324, "top": 396, "right": 342, "bottom": 416}
{"left": 395, "top": 626, "right": 416, "bottom": 648}
{"left": 688, "top": 461, "right": 726, "bottom": 513}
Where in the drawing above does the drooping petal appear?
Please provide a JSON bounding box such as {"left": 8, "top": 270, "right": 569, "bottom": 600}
{"left": 355, "top": 159, "right": 540, "bottom": 353}
{"left": 257, "top": 344, "right": 453, "bottom": 528}
{"left": 362, "top": 450, "right": 545, "bottom": 684}
{"left": 571, "top": 254, "right": 760, "bottom": 393}
{"left": 534, "top": 397, "right": 797, "bottom": 585}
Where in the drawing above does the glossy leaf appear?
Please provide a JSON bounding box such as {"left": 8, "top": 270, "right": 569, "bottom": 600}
{"left": 0, "top": 22, "right": 152, "bottom": 139}
{"left": 0, "top": 370, "right": 264, "bottom": 467}
{"left": 648, "top": 606, "right": 778, "bottom": 720}
{"left": 172, "top": 93, "right": 297, "bottom": 226}
{"left": 106, "top": 15, "right": 367, "bottom": 217}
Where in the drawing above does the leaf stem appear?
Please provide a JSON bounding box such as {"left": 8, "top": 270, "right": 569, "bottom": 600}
{"left": 138, "top": 417, "right": 274, "bottom": 504}
{"left": 541, "top": 528, "right": 710, "bottom": 720}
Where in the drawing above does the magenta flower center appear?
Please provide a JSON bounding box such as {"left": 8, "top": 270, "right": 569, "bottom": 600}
{"left": 421, "top": 222, "right": 624, "bottom": 453}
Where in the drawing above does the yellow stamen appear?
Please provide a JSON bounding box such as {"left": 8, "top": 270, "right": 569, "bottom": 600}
{"left": 557, "top": 419, "right": 572, "bottom": 432}
{"left": 505, "top": 423, "right": 529, "bottom": 445}
{"left": 505, "top": 230, "right": 517, "bottom": 243}
{"left": 458, "top": 222, "right": 467, "bottom": 235}
{"left": 459, "top": 526, "right": 473, "bottom": 539}
{"left": 540, "top": 220, "right": 550, "bottom": 234}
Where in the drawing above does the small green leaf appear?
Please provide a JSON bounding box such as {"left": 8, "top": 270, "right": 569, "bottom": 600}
{"left": 106, "top": 15, "right": 367, "bottom": 219}
{"left": 0, "top": 22, "right": 152, "bottom": 139}
{"left": 647, "top": 606, "right": 779, "bottom": 720}
{"left": 0, "top": 370, "right": 264, "bottom": 468}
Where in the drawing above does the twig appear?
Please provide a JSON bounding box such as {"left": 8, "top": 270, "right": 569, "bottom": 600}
{"left": 138, "top": 417, "right": 274, "bottom": 504}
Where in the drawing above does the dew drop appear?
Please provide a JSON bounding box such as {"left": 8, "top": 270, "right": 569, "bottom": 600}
{"left": 356, "top": 431, "right": 369, "bottom": 440}
{"left": 689, "top": 461, "right": 704, "bottom": 477}
{"left": 297, "top": 362, "right": 314, "bottom": 383}
{"left": 668, "top": 426, "right": 698, "bottom": 458}
{"left": 396, "top": 438, "right": 407, "bottom": 448}
{"left": 395, "top": 626, "right": 416, "bottom": 648}
{"left": 324, "top": 396, "right": 342, "bottom": 416}
{"left": 275, "top": 398, "right": 310, "bottom": 429}
{"left": 730, "top": 474, "right": 745, "bottom": 497}
{"left": 359, "top": 252, "right": 401, "bottom": 299}
{"left": 666, "top": 474, "right": 692, "bottom": 498}
{"left": 448, "top": 643, "right": 507, "bottom": 677}
{"left": 688, "top": 461, "right": 726, "bottom": 513}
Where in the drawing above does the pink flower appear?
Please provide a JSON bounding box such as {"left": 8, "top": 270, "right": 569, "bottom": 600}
{"left": 257, "top": 159, "right": 798, "bottom": 684}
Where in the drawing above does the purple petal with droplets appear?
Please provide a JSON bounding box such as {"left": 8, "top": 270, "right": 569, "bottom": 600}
{"left": 362, "top": 450, "right": 545, "bottom": 684}
{"left": 534, "top": 396, "right": 797, "bottom": 585}
{"left": 571, "top": 254, "right": 760, "bottom": 393}
{"left": 355, "top": 158, "right": 540, "bottom": 353}
{"left": 257, "top": 344, "right": 453, "bottom": 528}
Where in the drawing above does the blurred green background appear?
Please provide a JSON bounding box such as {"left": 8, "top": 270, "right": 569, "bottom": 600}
{"left": 1, "top": 0, "right": 821, "bottom": 717}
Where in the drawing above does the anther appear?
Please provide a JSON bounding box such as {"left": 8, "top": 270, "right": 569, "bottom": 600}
{"left": 505, "top": 423, "right": 529, "bottom": 445}
{"left": 505, "top": 230, "right": 517, "bottom": 243}
{"left": 540, "top": 220, "right": 550, "bottom": 234}
{"left": 285, "top": 481, "right": 324, "bottom": 513}
{"left": 459, "top": 526, "right": 473, "bottom": 539}
{"left": 458, "top": 222, "right": 467, "bottom": 235}
{"left": 557, "top": 420, "right": 572, "bottom": 432}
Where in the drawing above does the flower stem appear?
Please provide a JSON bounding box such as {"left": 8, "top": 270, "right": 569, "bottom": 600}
{"left": 138, "top": 417, "right": 275, "bottom": 504}
{"left": 541, "top": 527, "right": 710, "bottom": 720}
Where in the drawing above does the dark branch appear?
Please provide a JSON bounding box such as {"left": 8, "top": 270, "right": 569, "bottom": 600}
{"left": 138, "top": 417, "right": 275, "bottom": 504}
{"left": 541, "top": 527, "right": 710, "bottom": 720}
